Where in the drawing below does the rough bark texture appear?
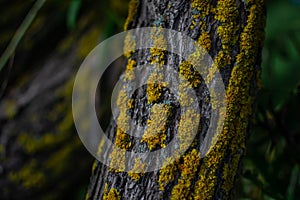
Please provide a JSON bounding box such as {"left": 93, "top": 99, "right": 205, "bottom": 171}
{"left": 87, "top": 0, "right": 266, "bottom": 199}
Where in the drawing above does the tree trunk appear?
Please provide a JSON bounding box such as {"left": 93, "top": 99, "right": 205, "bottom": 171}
{"left": 86, "top": 0, "right": 266, "bottom": 199}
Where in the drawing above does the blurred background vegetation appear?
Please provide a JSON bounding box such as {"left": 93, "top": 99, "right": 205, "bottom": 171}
{"left": 0, "top": 0, "right": 299, "bottom": 199}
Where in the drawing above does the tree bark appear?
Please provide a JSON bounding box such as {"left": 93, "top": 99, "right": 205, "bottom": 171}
{"left": 87, "top": 0, "right": 266, "bottom": 199}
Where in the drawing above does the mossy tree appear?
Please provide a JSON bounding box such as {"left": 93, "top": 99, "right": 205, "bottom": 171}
{"left": 87, "top": 0, "right": 266, "bottom": 199}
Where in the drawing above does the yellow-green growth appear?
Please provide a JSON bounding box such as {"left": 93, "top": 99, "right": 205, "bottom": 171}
{"left": 158, "top": 157, "right": 179, "bottom": 191}
{"left": 214, "top": 51, "right": 231, "bottom": 69}
{"left": 214, "top": 0, "right": 239, "bottom": 69}
{"left": 128, "top": 158, "right": 146, "bottom": 180}
{"left": 141, "top": 104, "right": 171, "bottom": 150}
{"left": 171, "top": 149, "right": 201, "bottom": 199}
{"left": 179, "top": 61, "right": 201, "bottom": 88}
{"left": 198, "top": 31, "right": 211, "bottom": 51}
{"left": 124, "top": 59, "right": 136, "bottom": 81}
{"left": 3, "top": 99, "right": 17, "bottom": 119}
{"left": 149, "top": 28, "right": 167, "bottom": 65}
{"left": 177, "top": 109, "right": 200, "bottom": 151}
{"left": 116, "top": 90, "right": 130, "bottom": 133}
{"left": 123, "top": 32, "right": 136, "bottom": 58}
{"left": 128, "top": 98, "right": 135, "bottom": 109}
{"left": 115, "top": 128, "right": 132, "bottom": 150}
{"left": 18, "top": 132, "right": 67, "bottom": 154}
{"left": 193, "top": 0, "right": 266, "bottom": 198}
{"left": 187, "top": 46, "right": 207, "bottom": 69}
{"left": 44, "top": 139, "right": 81, "bottom": 176}
{"left": 110, "top": 86, "right": 132, "bottom": 172}
{"left": 190, "top": 0, "right": 211, "bottom": 31}
{"left": 103, "top": 184, "right": 121, "bottom": 200}
{"left": 97, "top": 138, "right": 105, "bottom": 156}
{"left": 146, "top": 70, "right": 167, "bottom": 104}
{"left": 124, "top": 0, "right": 139, "bottom": 31}
{"left": 9, "top": 160, "right": 45, "bottom": 189}
{"left": 109, "top": 147, "right": 127, "bottom": 172}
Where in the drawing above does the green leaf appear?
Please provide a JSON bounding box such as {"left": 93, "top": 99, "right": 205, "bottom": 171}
{"left": 286, "top": 165, "right": 299, "bottom": 200}
{"left": 67, "top": 0, "right": 82, "bottom": 30}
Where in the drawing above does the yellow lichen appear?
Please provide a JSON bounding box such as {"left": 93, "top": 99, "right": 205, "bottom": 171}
{"left": 146, "top": 70, "right": 167, "bottom": 104}
{"left": 91, "top": 160, "right": 98, "bottom": 174}
{"left": 123, "top": 32, "right": 136, "bottom": 58}
{"left": 214, "top": 0, "right": 239, "bottom": 77}
{"left": 187, "top": 46, "right": 207, "bottom": 68}
{"left": 142, "top": 104, "right": 170, "bottom": 139}
{"left": 150, "top": 28, "right": 167, "bottom": 65}
{"left": 115, "top": 128, "right": 132, "bottom": 149}
{"left": 177, "top": 109, "right": 200, "bottom": 151}
{"left": 97, "top": 138, "right": 105, "bottom": 155}
{"left": 193, "top": 0, "right": 266, "bottom": 198}
{"left": 158, "top": 157, "right": 179, "bottom": 191}
{"left": 198, "top": 31, "right": 211, "bottom": 51}
{"left": 141, "top": 104, "right": 171, "bottom": 150}
{"left": 214, "top": 51, "right": 232, "bottom": 69}
{"left": 103, "top": 184, "right": 121, "bottom": 200}
{"left": 128, "top": 98, "right": 134, "bottom": 109}
{"left": 171, "top": 149, "right": 201, "bottom": 199}
{"left": 116, "top": 89, "right": 130, "bottom": 133}
{"left": 109, "top": 147, "right": 126, "bottom": 172}
{"left": 178, "top": 81, "right": 196, "bottom": 108}
{"left": 9, "top": 160, "right": 45, "bottom": 189}
{"left": 128, "top": 158, "right": 146, "bottom": 180}
{"left": 190, "top": 0, "right": 211, "bottom": 31}
{"left": 179, "top": 61, "right": 201, "bottom": 88}
{"left": 124, "top": 59, "right": 136, "bottom": 81}
{"left": 124, "top": 0, "right": 139, "bottom": 31}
